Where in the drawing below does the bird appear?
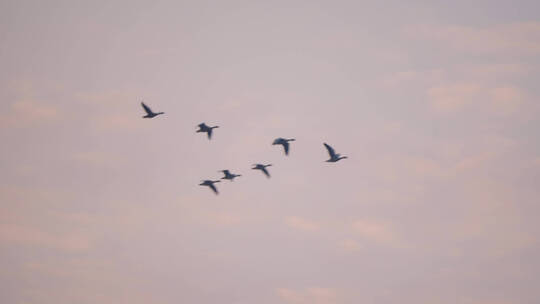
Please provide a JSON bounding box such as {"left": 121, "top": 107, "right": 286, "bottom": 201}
{"left": 323, "top": 143, "right": 348, "bottom": 162}
{"left": 252, "top": 163, "right": 272, "bottom": 178}
{"left": 272, "top": 137, "right": 296, "bottom": 155}
{"left": 220, "top": 170, "right": 241, "bottom": 181}
{"left": 199, "top": 180, "right": 221, "bottom": 195}
{"left": 141, "top": 102, "right": 164, "bottom": 118}
{"left": 196, "top": 123, "right": 219, "bottom": 139}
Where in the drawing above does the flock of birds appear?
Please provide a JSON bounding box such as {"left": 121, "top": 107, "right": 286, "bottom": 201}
{"left": 141, "top": 102, "right": 348, "bottom": 195}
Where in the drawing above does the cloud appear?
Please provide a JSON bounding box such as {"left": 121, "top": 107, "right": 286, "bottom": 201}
{"left": 71, "top": 150, "right": 127, "bottom": 168}
{"left": 285, "top": 216, "right": 320, "bottom": 232}
{"left": 449, "top": 179, "right": 538, "bottom": 258}
{"left": 405, "top": 22, "right": 540, "bottom": 55}
{"left": 339, "top": 239, "right": 363, "bottom": 252}
{"left": 276, "top": 287, "right": 339, "bottom": 304}
{"left": 0, "top": 223, "right": 92, "bottom": 252}
{"left": 351, "top": 219, "right": 401, "bottom": 247}
{"left": 75, "top": 90, "right": 146, "bottom": 131}
{"left": 427, "top": 83, "right": 483, "bottom": 112}
{"left": 427, "top": 83, "right": 525, "bottom": 114}
{"left": 0, "top": 100, "right": 59, "bottom": 128}
{"left": 20, "top": 258, "right": 163, "bottom": 304}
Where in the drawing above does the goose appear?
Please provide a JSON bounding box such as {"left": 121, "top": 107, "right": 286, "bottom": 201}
{"left": 197, "top": 123, "right": 219, "bottom": 139}
{"left": 141, "top": 102, "right": 164, "bottom": 118}
{"left": 252, "top": 163, "right": 272, "bottom": 178}
{"left": 324, "top": 143, "right": 348, "bottom": 162}
{"left": 199, "top": 180, "right": 221, "bottom": 195}
{"left": 220, "top": 170, "right": 241, "bottom": 181}
{"left": 272, "top": 137, "right": 296, "bottom": 155}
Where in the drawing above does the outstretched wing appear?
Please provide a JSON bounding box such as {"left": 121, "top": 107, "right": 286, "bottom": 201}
{"left": 207, "top": 128, "right": 213, "bottom": 139}
{"left": 324, "top": 143, "right": 336, "bottom": 158}
{"left": 261, "top": 167, "right": 271, "bottom": 178}
{"left": 222, "top": 170, "right": 230, "bottom": 175}
{"left": 283, "top": 142, "right": 290, "bottom": 155}
{"left": 209, "top": 183, "right": 219, "bottom": 194}
{"left": 141, "top": 102, "right": 154, "bottom": 115}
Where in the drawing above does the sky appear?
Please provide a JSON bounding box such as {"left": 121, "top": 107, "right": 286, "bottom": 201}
{"left": 1, "top": 0, "right": 540, "bottom": 303}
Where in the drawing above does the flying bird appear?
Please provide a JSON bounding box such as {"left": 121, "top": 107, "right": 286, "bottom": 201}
{"left": 220, "top": 170, "right": 241, "bottom": 181}
{"left": 324, "top": 143, "right": 348, "bottom": 162}
{"left": 197, "top": 123, "right": 219, "bottom": 139}
{"left": 272, "top": 137, "right": 296, "bottom": 155}
{"left": 199, "top": 180, "right": 221, "bottom": 195}
{"left": 141, "top": 102, "right": 164, "bottom": 118}
{"left": 252, "top": 163, "right": 272, "bottom": 178}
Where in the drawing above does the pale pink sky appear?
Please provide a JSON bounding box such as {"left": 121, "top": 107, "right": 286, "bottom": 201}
{"left": 1, "top": 1, "right": 540, "bottom": 303}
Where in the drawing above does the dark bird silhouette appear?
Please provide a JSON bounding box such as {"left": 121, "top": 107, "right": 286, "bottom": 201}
{"left": 252, "top": 163, "right": 272, "bottom": 178}
{"left": 272, "top": 137, "right": 296, "bottom": 155}
{"left": 141, "top": 102, "right": 164, "bottom": 118}
{"left": 220, "top": 170, "right": 241, "bottom": 181}
{"left": 324, "top": 143, "right": 348, "bottom": 162}
{"left": 199, "top": 180, "right": 221, "bottom": 194}
{"left": 196, "top": 123, "right": 219, "bottom": 139}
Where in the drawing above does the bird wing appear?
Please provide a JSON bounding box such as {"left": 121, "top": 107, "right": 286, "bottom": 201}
{"left": 222, "top": 170, "right": 230, "bottom": 175}
{"left": 283, "top": 142, "right": 290, "bottom": 155}
{"left": 209, "top": 183, "right": 218, "bottom": 194}
{"left": 207, "top": 128, "right": 213, "bottom": 139}
{"left": 261, "top": 167, "right": 270, "bottom": 178}
{"left": 141, "top": 102, "right": 153, "bottom": 115}
{"left": 324, "top": 143, "right": 336, "bottom": 158}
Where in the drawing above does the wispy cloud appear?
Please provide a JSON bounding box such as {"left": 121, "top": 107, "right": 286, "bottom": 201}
{"left": 285, "top": 216, "right": 320, "bottom": 232}
{"left": 351, "top": 219, "right": 403, "bottom": 248}
{"left": 276, "top": 287, "right": 339, "bottom": 304}
{"left": 404, "top": 22, "right": 540, "bottom": 55}
{"left": 0, "top": 223, "right": 93, "bottom": 252}
{"left": 427, "top": 83, "right": 525, "bottom": 114}
{"left": 0, "top": 100, "right": 59, "bottom": 128}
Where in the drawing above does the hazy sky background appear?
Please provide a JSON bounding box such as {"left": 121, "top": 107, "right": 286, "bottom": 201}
{"left": 1, "top": 1, "right": 540, "bottom": 303}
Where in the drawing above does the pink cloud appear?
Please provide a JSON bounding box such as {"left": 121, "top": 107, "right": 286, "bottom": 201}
{"left": 0, "top": 223, "right": 92, "bottom": 252}
{"left": 405, "top": 22, "right": 540, "bottom": 55}
{"left": 277, "top": 287, "right": 339, "bottom": 304}
{"left": 0, "top": 100, "right": 59, "bottom": 128}
{"left": 285, "top": 216, "right": 320, "bottom": 232}
{"left": 339, "top": 239, "right": 363, "bottom": 252}
{"left": 351, "top": 219, "right": 401, "bottom": 247}
{"left": 427, "top": 83, "right": 525, "bottom": 114}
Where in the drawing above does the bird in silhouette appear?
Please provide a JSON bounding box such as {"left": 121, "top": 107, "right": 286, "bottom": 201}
{"left": 197, "top": 123, "right": 219, "bottom": 139}
{"left": 199, "top": 180, "right": 221, "bottom": 194}
{"left": 252, "top": 164, "right": 272, "bottom": 178}
{"left": 324, "top": 143, "right": 348, "bottom": 162}
{"left": 272, "top": 137, "right": 296, "bottom": 155}
{"left": 220, "top": 170, "right": 241, "bottom": 181}
{"left": 141, "top": 102, "right": 164, "bottom": 118}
